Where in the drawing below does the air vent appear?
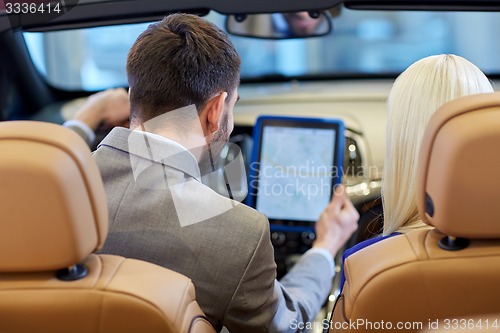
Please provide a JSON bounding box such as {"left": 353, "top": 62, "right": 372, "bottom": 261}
{"left": 344, "top": 135, "right": 364, "bottom": 179}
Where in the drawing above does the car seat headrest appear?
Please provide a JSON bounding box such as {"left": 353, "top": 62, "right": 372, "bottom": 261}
{"left": 0, "top": 121, "right": 108, "bottom": 272}
{"left": 417, "top": 93, "right": 500, "bottom": 239}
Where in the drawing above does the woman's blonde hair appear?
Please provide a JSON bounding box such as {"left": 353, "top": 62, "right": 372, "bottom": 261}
{"left": 382, "top": 54, "right": 494, "bottom": 236}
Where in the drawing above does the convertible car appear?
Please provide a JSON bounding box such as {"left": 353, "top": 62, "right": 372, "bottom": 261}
{"left": 1, "top": 0, "right": 499, "bottom": 332}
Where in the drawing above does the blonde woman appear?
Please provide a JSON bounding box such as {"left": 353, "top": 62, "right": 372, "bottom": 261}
{"left": 340, "top": 54, "right": 494, "bottom": 288}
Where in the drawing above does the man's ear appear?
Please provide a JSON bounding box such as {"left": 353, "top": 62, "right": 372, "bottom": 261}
{"left": 203, "top": 92, "right": 228, "bottom": 134}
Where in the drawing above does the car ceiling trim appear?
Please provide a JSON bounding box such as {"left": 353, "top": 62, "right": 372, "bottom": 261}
{"left": 0, "top": 0, "right": 344, "bottom": 32}
{"left": 345, "top": 0, "right": 500, "bottom": 11}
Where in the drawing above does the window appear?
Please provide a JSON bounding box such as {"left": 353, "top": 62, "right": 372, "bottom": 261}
{"left": 23, "top": 9, "right": 500, "bottom": 91}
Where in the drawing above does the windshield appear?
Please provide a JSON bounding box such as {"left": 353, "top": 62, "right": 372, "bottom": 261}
{"left": 23, "top": 8, "right": 500, "bottom": 91}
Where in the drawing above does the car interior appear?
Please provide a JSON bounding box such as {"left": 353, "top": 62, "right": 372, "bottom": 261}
{"left": 332, "top": 92, "right": 500, "bottom": 333}
{"left": 1, "top": 0, "right": 500, "bottom": 332}
{"left": 0, "top": 120, "right": 216, "bottom": 333}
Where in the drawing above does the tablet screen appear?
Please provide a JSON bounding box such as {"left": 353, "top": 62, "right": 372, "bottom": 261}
{"left": 247, "top": 116, "right": 344, "bottom": 228}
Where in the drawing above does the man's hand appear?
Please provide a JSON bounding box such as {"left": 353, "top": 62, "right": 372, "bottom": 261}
{"left": 73, "top": 88, "right": 130, "bottom": 130}
{"left": 313, "top": 185, "right": 359, "bottom": 256}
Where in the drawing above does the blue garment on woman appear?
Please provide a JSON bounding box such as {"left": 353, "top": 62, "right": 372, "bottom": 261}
{"left": 339, "top": 233, "right": 401, "bottom": 290}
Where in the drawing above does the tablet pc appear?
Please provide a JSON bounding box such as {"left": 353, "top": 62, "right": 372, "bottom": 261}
{"left": 246, "top": 116, "right": 344, "bottom": 231}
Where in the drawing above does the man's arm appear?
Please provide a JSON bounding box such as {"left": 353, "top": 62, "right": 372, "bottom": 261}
{"left": 225, "top": 244, "right": 333, "bottom": 333}
{"left": 63, "top": 88, "right": 130, "bottom": 145}
{"left": 223, "top": 186, "right": 358, "bottom": 333}
{"left": 277, "top": 186, "right": 358, "bottom": 332}
{"left": 222, "top": 213, "right": 279, "bottom": 333}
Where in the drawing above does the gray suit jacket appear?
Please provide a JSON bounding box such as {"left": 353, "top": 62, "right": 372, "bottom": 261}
{"left": 94, "top": 127, "right": 333, "bottom": 333}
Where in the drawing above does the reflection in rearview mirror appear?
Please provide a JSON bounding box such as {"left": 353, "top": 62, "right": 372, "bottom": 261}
{"left": 226, "top": 11, "right": 332, "bottom": 39}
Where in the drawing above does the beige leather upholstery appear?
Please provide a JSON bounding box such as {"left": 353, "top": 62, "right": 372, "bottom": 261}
{"left": 0, "top": 121, "right": 215, "bottom": 333}
{"left": 331, "top": 93, "right": 500, "bottom": 332}
{"left": 417, "top": 92, "right": 500, "bottom": 238}
{"left": 0, "top": 120, "right": 108, "bottom": 271}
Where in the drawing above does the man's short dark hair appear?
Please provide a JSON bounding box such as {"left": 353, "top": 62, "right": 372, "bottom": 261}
{"left": 127, "top": 13, "right": 241, "bottom": 123}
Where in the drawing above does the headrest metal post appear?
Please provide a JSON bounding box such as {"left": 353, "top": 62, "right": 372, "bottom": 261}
{"left": 438, "top": 235, "right": 470, "bottom": 251}
{"left": 56, "top": 264, "right": 88, "bottom": 281}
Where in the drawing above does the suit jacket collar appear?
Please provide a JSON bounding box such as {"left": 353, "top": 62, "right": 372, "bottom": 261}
{"left": 98, "top": 127, "right": 202, "bottom": 181}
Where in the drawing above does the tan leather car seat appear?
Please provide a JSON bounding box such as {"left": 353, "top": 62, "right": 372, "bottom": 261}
{"left": 0, "top": 121, "right": 216, "bottom": 333}
{"left": 330, "top": 92, "right": 500, "bottom": 332}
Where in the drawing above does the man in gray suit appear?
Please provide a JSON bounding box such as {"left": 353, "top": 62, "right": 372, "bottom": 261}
{"left": 93, "top": 13, "right": 358, "bottom": 333}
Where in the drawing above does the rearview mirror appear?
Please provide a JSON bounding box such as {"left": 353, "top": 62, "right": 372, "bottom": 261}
{"left": 226, "top": 11, "right": 332, "bottom": 39}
